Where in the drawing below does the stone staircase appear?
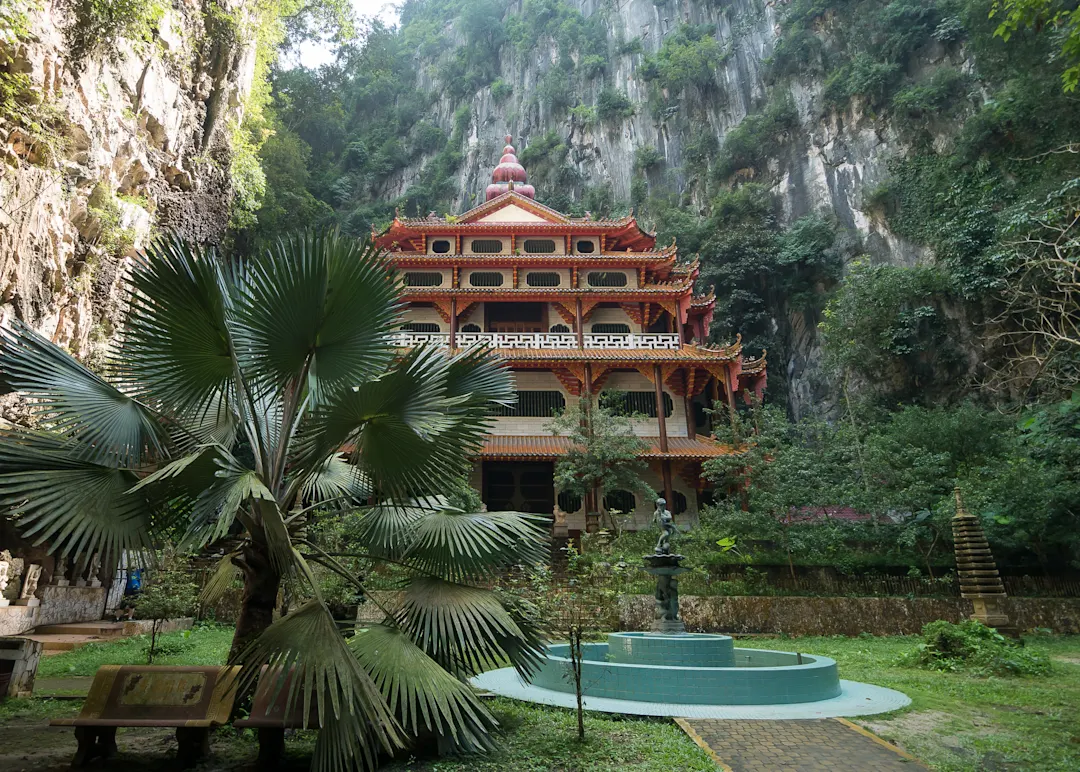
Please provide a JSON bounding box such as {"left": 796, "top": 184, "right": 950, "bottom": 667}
{"left": 19, "top": 621, "right": 129, "bottom": 654}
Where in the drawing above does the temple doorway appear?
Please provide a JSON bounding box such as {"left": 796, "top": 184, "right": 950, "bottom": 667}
{"left": 482, "top": 461, "right": 555, "bottom": 514}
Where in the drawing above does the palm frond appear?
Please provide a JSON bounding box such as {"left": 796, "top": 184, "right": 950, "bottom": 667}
{"left": 349, "top": 623, "right": 497, "bottom": 751}
{"left": 394, "top": 577, "right": 545, "bottom": 678}
{"left": 118, "top": 235, "right": 237, "bottom": 417}
{"left": 402, "top": 510, "right": 550, "bottom": 582}
{"left": 0, "top": 321, "right": 168, "bottom": 466}
{"left": 0, "top": 428, "right": 154, "bottom": 561}
{"left": 444, "top": 344, "right": 517, "bottom": 411}
{"left": 233, "top": 600, "right": 402, "bottom": 772}
{"left": 298, "top": 453, "right": 372, "bottom": 507}
{"left": 182, "top": 452, "right": 275, "bottom": 552}
{"left": 199, "top": 552, "right": 242, "bottom": 606}
{"left": 351, "top": 504, "right": 430, "bottom": 561}
{"left": 231, "top": 232, "right": 401, "bottom": 403}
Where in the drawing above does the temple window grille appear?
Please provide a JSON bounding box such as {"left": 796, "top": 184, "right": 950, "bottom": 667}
{"left": 671, "top": 491, "right": 688, "bottom": 515}
{"left": 470, "top": 239, "right": 504, "bottom": 254}
{"left": 492, "top": 390, "right": 566, "bottom": 417}
{"left": 402, "top": 322, "right": 440, "bottom": 333}
{"left": 523, "top": 239, "right": 557, "bottom": 254}
{"left": 575, "top": 240, "right": 596, "bottom": 254}
{"left": 558, "top": 490, "right": 583, "bottom": 513}
{"left": 526, "top": 272, "right": 561, "bottom": 287}
{"left": 469, "top": 271, "right": 505, "bottom": 287}
{"left": 550, "top": 323, "right": 571, "bottom": 333}
{"left": 431, "top": 239, "right": 452, "bottom": 254}
{"left": 591, "top": 323, "right": 631, "bottom": 334}
{"left": 604, "top": 390, "right": 673, "bottom": 418}
{"left": 604, "top": 489, "right": 636, "bottom": 513}
{"left": 461, "top": 323, "right": 481, "bottom": 333}
{"left": 404, "top": 272, "right": 443, "bottom": 287}
{"left": 587, "top": 271, "right": 628, "bottom": 287}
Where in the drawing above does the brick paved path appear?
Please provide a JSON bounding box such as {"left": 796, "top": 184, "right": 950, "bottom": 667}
{"left": 678, "top": 718, "right": 928, "bottom": 771}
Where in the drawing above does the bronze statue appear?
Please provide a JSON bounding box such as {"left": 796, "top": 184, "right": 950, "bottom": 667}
{"left": 653, "top": 497, "right": 676, "bottom": 555}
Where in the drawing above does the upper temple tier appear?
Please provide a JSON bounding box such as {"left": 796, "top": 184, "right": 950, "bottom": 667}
{"left": 372, "top": 134, "right": 766, "bottom": 537}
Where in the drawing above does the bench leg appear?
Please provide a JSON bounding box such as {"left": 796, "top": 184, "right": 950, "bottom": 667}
{"left": 175, "top": 727, "right": 211, "bottom": 767}
{"left": 257, "top": 728, "right": 286, "bottom": 767}
{"left": 71, "top": 727, "right": 117, "bottom": 767}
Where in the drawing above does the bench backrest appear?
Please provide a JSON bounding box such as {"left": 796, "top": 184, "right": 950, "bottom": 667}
{"left": 78, "top": 666, "right": 240, "bottom": 725}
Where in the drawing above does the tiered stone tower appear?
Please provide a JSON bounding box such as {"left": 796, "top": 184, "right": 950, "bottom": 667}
{"left": 952, "top": 488, "right": 1014, "bottom": 634}
{"left": 374, "top": 136, "right": 766, "bottom": 535}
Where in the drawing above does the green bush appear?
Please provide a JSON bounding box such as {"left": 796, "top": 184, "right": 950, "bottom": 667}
{"left": 596, "top": 86, "right": 634, "bottom": 121}
{"left": 490, "top": 78, "right": 513, "bottom": 101}
{"left": 64, "top": 0, "right": 165, "bottom": 69}
{"left": 903, "top": 620, "right": 1051, "bottom": 676}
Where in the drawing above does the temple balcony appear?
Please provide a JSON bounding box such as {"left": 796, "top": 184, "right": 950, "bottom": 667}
{"left": 389, "top": 331, "right": 684, "bottom": 350}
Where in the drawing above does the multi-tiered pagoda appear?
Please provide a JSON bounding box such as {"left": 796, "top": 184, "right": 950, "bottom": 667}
{"left": 375, "top": 136, "right": 766, "bottom": 536}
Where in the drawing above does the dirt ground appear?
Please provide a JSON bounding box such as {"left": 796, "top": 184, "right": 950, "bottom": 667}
{"left": 0, "top": 719, "right": 312, "bottom": 772}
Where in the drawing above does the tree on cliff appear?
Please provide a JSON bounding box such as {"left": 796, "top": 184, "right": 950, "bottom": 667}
{"left": 0, "top": 231, "right": 549, "bottom": 769}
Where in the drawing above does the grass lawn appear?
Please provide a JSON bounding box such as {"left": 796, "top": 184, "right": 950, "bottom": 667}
{"left": 737, "top": 634, "right": 1080, "bottom": 772}
{"left": 36, "top": 624, "right": 235, "bottom": 678}
{"left": 17, "top": 626, "right": 1080, "bottom": 771}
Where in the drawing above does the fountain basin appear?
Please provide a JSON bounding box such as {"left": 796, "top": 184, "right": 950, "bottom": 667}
{"left": 529, "top": 633, "right": 841, "bottom": 705}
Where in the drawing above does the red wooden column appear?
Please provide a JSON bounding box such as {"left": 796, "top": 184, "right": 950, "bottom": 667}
{"left": 654, "top": 364, "right": 673, "bottom": 508}
{"left": 449, "top": 297, "right": 457, "bottom": 348}
{"left": 685, "top": 393, "right": 696, "bottom": 438}
{"left": 576, "top": 298, "right": 584, "bottom": 348}
{"left": 583, "top": 362, "right": 599, "bottom": 532}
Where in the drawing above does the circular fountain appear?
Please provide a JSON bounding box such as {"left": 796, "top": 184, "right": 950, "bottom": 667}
{"left": 472, "top": 499, "right": 911, "bottom": 718}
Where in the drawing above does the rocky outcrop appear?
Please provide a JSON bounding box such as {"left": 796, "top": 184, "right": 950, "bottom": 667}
{"left": 0, "top": 0, "right": 255, "bottom": 369}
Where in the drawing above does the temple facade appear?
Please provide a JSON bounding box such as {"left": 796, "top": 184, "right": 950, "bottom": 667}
{"left": 375, "top": 137, "right": 766, "bottom": 536}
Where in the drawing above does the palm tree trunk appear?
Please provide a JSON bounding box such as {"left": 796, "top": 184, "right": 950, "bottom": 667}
{"left": 230, "top": 545, "right": 281, "bottom": 659}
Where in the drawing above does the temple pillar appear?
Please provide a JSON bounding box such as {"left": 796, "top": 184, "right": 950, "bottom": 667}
{"left": 449, "top": 297, "right": 457, "bottom": 348}
{"left": 653, "top": 365, "right": 669, "bottom": 453}
{"left": 576, "top": 298, "right": 584, "bottom": 348}
{"left": 684, "top": 393, "right": 695, "bottom": 438}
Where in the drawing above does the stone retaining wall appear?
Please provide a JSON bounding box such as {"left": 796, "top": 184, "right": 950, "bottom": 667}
{"left": 618, "top": 595, "right": 1080, "bottom": 635}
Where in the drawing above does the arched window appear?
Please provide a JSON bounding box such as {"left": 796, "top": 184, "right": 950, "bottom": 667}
{"left": 603, "top": 391, "right": 673, "bottom": 418}
{"left": 468, "top": 272, "right": 505, "bottom": 287}
{"left": 470, "top": 239, "right": 503, "bottom": 254}
{"left": 526, "top": 272, "right": 560, "bottom": 287}
{"left": 402, "top": 322, "right": 440, "bottom": 333}
{"left": 404, "top": 272, "right": 443, "bottom": 287}
{"left": 591, "top": 323, "right": 631, "bottom": 334}
{"left": 603, "top": 490, "right": 636, "bottom": 513}
{"left": 550, "top": 324, "right": 570, "bottom": 333}
{"left": 575, "top": 240, "right": 596, "bottom": 254}
{"left": 557, "top": 490, "right": 583, "bottom": 513}
{"left": 522, "top": 239, "right": 556, "bottom": 254}
{"left": 587, "top": 271, "right": 628, "bottom": 287}
{"left": 460, "top": 323, "right": 481, "bottom": 333}
{"left": 670, "top": 491, "right": 687, "bottom": 515}
{"left": 431, "top": 239, "right": 452, "bottom": 254}
{"left": 492, "top": 390, "right": 566, "bottom": 417}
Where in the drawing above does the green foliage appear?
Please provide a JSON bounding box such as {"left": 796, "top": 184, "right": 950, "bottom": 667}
{"left": 548, "top": 394, "right": 655, "bottom": 525}
{"left": 820, "top": 259, "right": 959, "bottom": 401}
{"left": 63, "top": 0, "right": 165, "bottom": 69}
{"left": 86, "top": 184, "right": 137, "bottom": 258}
{"left": 1, "top": 1, "right": 67, "bottom": 163}
{"left": 904, "top": 620, "right": 1052, "bottom": 676}
{"left": 891, "top": 66, "right": 972, "bottom": 120}
{"left": 490, "top": 78, "right": 513, "bottom": 101}
{"left": 633, "top": 145, "right": 664, "bottom": 172}
{"left": 644, "top": 23, "right": 727, "bottom": 93}
{"left": 596, "top": 86, "right": 634, "bottom": 122}
{"left": 133, "top": 549, "right": 198, "bottom": 663}
{"left": 991, "top": 0, "right": 1080, "bottom": 90}
{"left": 713, "top": 94, "right": 799, "bottom": 180}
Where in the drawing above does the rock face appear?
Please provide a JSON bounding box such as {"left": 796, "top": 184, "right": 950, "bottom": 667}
{"left": 0, "top": 0, "right": 255, "bottom": 367}
{"left": 379, "top": 0, "right": 965, "bottom": 414}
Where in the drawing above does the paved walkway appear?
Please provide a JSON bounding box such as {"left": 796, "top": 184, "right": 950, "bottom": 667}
{"left": 677, "top": 718, "right": 928, "bottom": 771}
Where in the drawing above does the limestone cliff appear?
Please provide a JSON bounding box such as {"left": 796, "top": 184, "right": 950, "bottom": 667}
{"left": 0, "top": 0, "right": 255, "bottom": 367}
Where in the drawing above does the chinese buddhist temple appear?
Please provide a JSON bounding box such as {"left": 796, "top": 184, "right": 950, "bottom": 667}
{"left": 374, "top": 136, "right": 766, "bottom": 536}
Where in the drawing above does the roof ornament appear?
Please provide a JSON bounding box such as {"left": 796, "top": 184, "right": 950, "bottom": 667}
{"left": 485, "top": 134, "right": 536, "bottom": 202}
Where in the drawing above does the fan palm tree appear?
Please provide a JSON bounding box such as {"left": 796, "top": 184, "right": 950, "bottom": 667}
{"left": 0, "top": 232, "right": 549, "bottom": 769}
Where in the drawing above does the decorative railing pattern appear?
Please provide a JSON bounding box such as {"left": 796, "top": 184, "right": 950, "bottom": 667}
{"left": 389, "top": 332, "right": 683, "bottom": 350}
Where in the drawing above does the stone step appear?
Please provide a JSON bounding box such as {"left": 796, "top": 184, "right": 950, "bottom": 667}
{"left": 33, "top": 621, "right": 126, "bottom": 637}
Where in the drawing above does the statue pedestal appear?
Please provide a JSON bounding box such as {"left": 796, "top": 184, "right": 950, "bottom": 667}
{"left": 643, "top": 554, "right": 689, "bottom": 634}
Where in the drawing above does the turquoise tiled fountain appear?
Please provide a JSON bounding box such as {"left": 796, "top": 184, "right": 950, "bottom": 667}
{"left": 529, "top": 632, "right": 842, "bottom": 705}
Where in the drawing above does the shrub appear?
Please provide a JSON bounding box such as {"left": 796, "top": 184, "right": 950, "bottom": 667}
{"left": 596, "top": 86, "right": 635, "bottom": 121}
{"left": 490, "top": 78, "right": 513, "bottom": 101}
{"left": 903, "top": 620, "right": 1051, "bottom": 677}
{"left": 64, "top": 0, "right": 165, "bottom": 70}
{"left": 634, "top": 145, "right": 664, "bottom": 171}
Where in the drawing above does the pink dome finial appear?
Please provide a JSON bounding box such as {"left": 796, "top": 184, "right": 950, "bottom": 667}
{"left": 486, "top": 133, "right": 535, "bottom": 201}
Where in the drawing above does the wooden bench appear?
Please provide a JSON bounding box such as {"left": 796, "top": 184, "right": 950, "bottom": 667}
{"left": 50, "top": 665, "right": 240, "bottom": 767}
{"left": 234, "top": 667, "right": 321, "bottom": 766}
